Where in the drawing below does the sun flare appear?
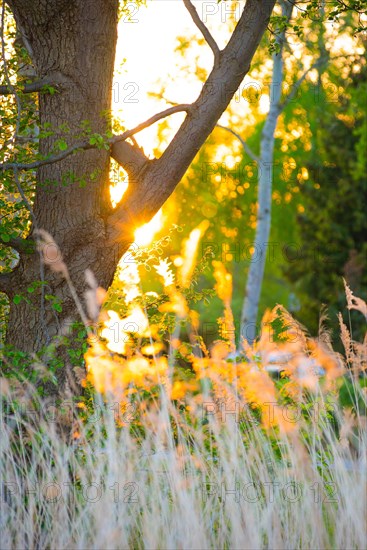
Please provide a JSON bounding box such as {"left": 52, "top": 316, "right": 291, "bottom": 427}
{"left": 134, "top": 208, "right": 164, "bottom": 247}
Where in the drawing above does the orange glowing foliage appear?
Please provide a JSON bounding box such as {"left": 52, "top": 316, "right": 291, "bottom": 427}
{"left": 178, "top": 220, "right": 209, "bottom": 288}
{"left": 212, "top": 260, "right": 232, "bottom": 305}
{"left": 85, "top": 341, "right": 168, "bottom": 394}
{"left": 84, "top": 230, "right": 367, "bottom": 435}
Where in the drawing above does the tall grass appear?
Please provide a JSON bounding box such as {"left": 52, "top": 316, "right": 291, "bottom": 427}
{"left": 1, "top": 361, "right": 366, "bottom": 549}
{"left": 1, "top": 235, "right": 366, "bottom": 549}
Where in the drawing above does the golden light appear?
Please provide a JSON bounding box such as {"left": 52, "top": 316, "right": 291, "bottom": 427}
{"left": 101, "top": 306, "right": 150, "bottom": 354}
{"left": 259, "top": 93, "right": 270, "bottom": 114}
{"left": 110, "top": 178, "right": 128, "bottom": 208}
{"left": 134, "top": 209, "right": 164, "bottom": 247}
{"left": 178, "top": 220, "right": 209, "bottom": 287}
{"left": 153, "top": 258, "right": 175, "bottom": 287}
{"left": 116, "top": 248, "right": 141, "bottom": 306}
{"left": 331, "top": 34, "right": 355, "bottom": 55}
{"left": 107, "top": 2, "right": 362, "bottom": 257}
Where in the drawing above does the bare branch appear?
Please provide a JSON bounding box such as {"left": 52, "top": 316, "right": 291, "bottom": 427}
{"left": 111, "top": 140, "right": 150, "bottom": 181}
{"left": 216, "top": 124, "right": 260, "bottom": 163}
{"left": 0, "top": 104, "right": 192, "bottom": 172}
{"left": 183, "top": 0, "right": 220, "bottom": 63}
{"left": 0, "top": 76, "right": 58, "bottom": 95}
{"left": 111, "top": 104, "right": 192, "bottom": 146}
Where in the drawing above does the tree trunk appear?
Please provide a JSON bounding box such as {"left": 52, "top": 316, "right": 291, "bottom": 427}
{"left": 5, "top": 0, "right": 121, "bottom": 352}
{"left": 240, "top": 1, "right": 292, "bottom": 344}
{"left": 2, "top": 0, "right": 276, "bottom": 379}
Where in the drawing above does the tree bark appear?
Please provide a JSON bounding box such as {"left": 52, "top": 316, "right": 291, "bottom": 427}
{"left": 241, "top": 1, "right": 292, "bottom": 344}
{"left": 2, "top": 0, "right": 276, "bottom": 375}
{"left": 5, "top": 0, "right": 121, "bottom": 352}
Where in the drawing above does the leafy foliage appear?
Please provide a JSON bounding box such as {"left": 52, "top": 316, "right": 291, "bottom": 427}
{"left": 284, "top": 59, "right": 367, "bottom": 341}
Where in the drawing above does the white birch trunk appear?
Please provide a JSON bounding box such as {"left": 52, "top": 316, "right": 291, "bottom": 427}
{"left": 240, "top": 2, "right": 292, "bottom": 344}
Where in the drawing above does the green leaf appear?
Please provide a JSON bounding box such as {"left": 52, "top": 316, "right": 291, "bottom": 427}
{"left": 52, "top": 302, "right": 62, "bottom": 313}
{"left": 13, "top": 295, "right": 22, "bottom": 304}
{"left": 57, "top": 139, "right": 68, "bottom": 151}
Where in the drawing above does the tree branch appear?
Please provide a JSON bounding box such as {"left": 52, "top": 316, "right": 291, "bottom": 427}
{"left": 0, "top": 104, "right": 192, "bottom": 172}
{"left": 0, "top": 76, "right": 57, "bottom": 95}
{"left": 111, "top": 140, "right": 150, "bottom": 182}
{"left": 111, "top": 104, "right": 192, "bottom": 146}
{"left": 183, "top": 0, "right": 220, "bottom": 63}
{"left": 108, "top": 0, "right": 276, "bottom": 241}
{"left": 216, "top": 124, "right": 259, "bottom": 163}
